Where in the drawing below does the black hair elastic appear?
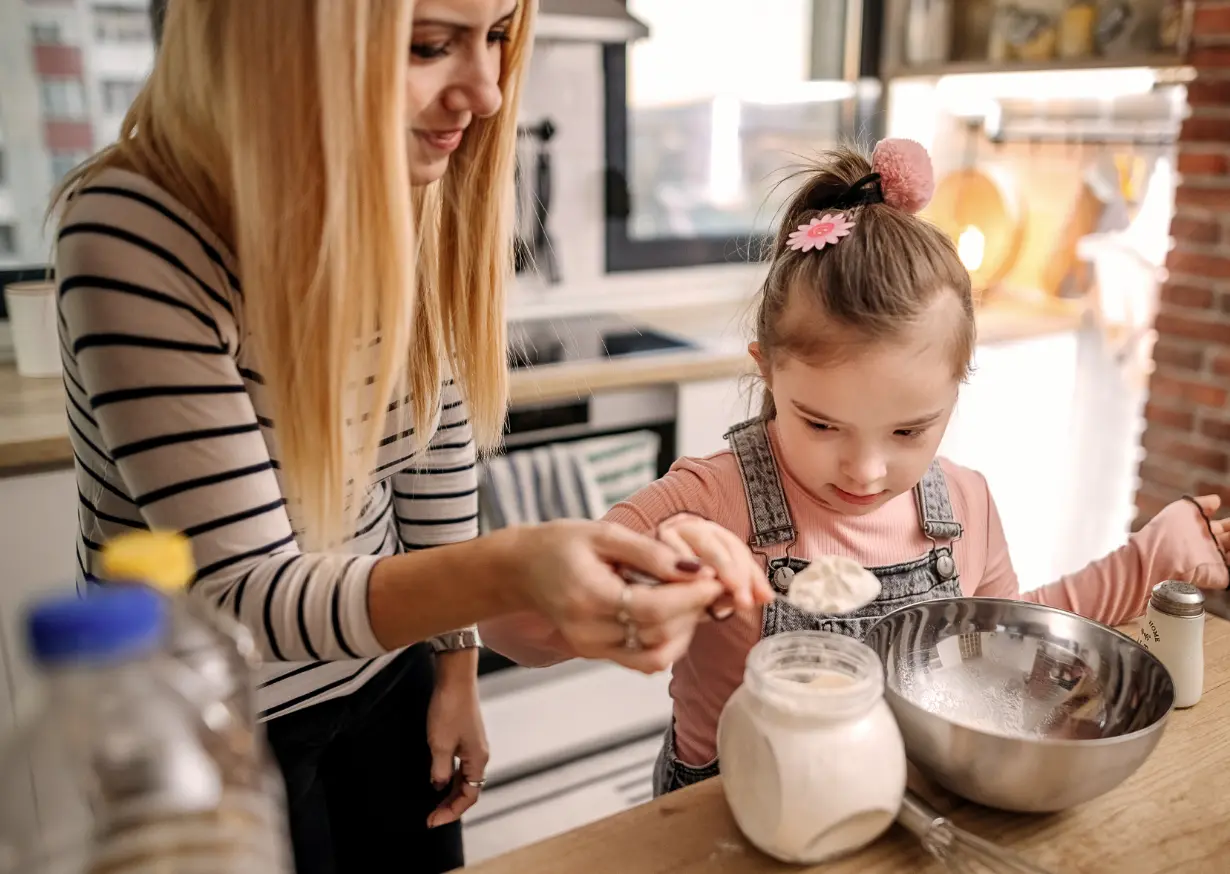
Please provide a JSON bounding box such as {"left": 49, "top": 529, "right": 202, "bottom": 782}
{"left": 807, "top": 173, "right": 886, "bottom": 212}
{"left": 1180, "top": 494, "right": 1230, "bottom": 578}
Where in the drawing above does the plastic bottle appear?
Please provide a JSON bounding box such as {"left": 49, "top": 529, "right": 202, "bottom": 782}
{"left": 100, "top": 530, "right": 260, "bottom": 729}
{"left": 0, "top": 587, "right": 243, "bottom": 872}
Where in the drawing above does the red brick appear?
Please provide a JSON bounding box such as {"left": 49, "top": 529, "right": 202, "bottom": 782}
{"left": 1193, "top": 481, "right": 1230, "bottom": 507}
{"left": 1187, "top": 77, "right": 1230, "bottom": 107}
{"left": 1179, "top": 151, "right": 1230, "bottom": 176}
{"left": 1160, "top": 281, "right": 1216, "bottom": 309}
{"left": 1175, "top": 185, "right": 1230, "bottom": 210}
{"left": 1166, "top": 249, "right": 1230, "bottom": 277}
{"left": 1151, "top": 340, "right": 1206, "bottom": 372}
{"left": 1153, "top": 311, "right": 1230, "bottom": 344}
{"left": 1187, "top": 46, "right": 1230, "bottom": 68}
{"left": 1149, "top": 373, "right": 1229, "bottom": 407}
{"left": 1133, "top": 487, "right": 1172, "bottom": 528}
{"left": 1194, "top": 6, "right": 1230, "bottom": 36}
{"left": 1141, "top": 430, "right": 1229, "bottom": 472}
{"left": 1171, "top": 216, "right": 1222, "bottom": 246}
{"left": 1138, "top": 459, "right": 1196, "bottom": 491}
{"left": 1144, "top": 401, "right": 1196, "bottom": 431}
{"left": 1182, "top": 115, "right": 1230, "bottom": 142}
{"left": 1215, "top": 352, "right": 1230, "bottom": 377}
{"left": 1201, "top": 416, "right": 1230, "bottom": 441}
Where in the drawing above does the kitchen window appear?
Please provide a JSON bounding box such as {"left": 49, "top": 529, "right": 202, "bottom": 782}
{"left": 39, "top": 79, "right": 88, "bottom": 120}
{"left": 603, "top": 0, "right": 885, "bottom": 272}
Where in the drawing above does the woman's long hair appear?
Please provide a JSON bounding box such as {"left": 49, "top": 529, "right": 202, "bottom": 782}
{"left": 51, "top": 0, "right": 534, "bottom": 549}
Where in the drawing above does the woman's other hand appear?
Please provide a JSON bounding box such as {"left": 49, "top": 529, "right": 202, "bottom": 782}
{"left": 425, "top": 649, "right": 488, "bottom": 828}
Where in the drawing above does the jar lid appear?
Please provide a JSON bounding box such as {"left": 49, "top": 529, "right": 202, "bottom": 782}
{"left": 1150, "top": 580, "right": 1205, "bottom": 618}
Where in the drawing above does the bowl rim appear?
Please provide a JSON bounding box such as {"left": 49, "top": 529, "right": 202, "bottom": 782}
{"left": 864, "top": 596, "right": 1176, "bottom": 748}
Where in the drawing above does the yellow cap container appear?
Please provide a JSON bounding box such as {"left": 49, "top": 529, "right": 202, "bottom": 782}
{"left": 100, "top": 530, "right": 195, "bottom": 593}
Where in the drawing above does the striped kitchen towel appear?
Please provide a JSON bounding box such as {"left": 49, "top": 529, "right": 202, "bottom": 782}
{"left": 479, "top": 430, "right": 661, "bottom": 532}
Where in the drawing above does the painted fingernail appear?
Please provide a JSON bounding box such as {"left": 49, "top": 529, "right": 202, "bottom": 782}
{"left": 709, "top": 606, "right": 735, "bottom": 621}
{"left": 676, "top": 559, "right": 703, "bottom": 573}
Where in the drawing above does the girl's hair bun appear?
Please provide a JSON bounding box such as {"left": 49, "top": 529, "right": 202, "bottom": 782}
{"left": 871, "top": 138, "right": 934, "bottom": 214}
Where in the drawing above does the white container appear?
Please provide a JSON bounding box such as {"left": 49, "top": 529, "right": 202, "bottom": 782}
{"left": 4, "top": 280, "right": 61, "bottom": 378}
{"left": 1137, "top": 581, "right": 1204, "bottom": 709}
{"left": 717, "top": 631, "right": 905, "bottom": 865}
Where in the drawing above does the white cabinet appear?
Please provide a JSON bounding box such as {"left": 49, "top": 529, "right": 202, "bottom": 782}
{"left": 675, "top": 376, "right": 759, "bottom": 459}
{"left": 0, "top": 468, "right": 78, "bottom": 838}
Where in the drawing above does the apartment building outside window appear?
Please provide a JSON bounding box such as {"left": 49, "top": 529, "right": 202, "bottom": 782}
{"left": 40, "top": 79, "right": 88, "bottom": 120}
{"left": 29, "top": 23, "right": 65, "bottom": 46}
{"left": 93, "top": 4, "right": 151, "bottom": 44}
{"left": 101, "top": 79, "right": 142, "bottom": 115}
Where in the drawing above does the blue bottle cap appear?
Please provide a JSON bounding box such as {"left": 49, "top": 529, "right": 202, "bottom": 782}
{"left": 27, "top": 586, "right": 167, "bottom": 666}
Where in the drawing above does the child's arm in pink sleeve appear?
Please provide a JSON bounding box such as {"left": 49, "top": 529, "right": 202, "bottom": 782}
{"left": 478, "top": 462, "right": 725, "bottom": 667}
{"left": 1021, "top": 499, "right": 1227, "bottom": 627}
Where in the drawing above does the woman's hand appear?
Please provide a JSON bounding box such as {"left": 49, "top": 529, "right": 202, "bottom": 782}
{"left": 425, "top": 649, "right": 488, "bottom": 828}
{"left": 655, "top": 513, "right": 775, "bottom": 619}
{"left": 504, "top": 520, "right": 733, "bottom": 673}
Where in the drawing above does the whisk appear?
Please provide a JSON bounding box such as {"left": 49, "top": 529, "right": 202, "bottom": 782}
{"left": 898, "top": 791, "right": 1056, "bottom": 873}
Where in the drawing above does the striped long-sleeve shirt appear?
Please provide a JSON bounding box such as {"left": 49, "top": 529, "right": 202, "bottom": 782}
{"left": 56, "top": 167, "right": 479, "bottom": 720}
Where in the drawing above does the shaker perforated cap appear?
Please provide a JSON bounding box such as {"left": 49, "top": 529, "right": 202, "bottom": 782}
{"left": 1150, "top": 580, "right": 1205, "bottom": 618}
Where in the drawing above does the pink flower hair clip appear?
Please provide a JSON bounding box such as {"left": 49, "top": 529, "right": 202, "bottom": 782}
{"left": 786, "top": 213, "right": 855, "bottom": 252}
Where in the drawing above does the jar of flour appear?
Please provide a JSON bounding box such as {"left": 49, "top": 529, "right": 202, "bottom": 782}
{"left": 716, "top": 631, "right": 905, "bottom": 865}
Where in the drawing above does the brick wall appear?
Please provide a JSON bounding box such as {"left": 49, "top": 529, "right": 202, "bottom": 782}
{"left": 1134, "top": 1, "right": 1230, "bottom": 527}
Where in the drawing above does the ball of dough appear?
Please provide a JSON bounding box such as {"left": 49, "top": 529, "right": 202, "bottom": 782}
{"left": 786, "top": 555, "right": 881, "bottom": 615}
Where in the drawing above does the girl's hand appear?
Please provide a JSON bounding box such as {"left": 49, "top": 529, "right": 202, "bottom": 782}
{"left": 1180, "top": 495, "right": 1230, "bottom": 590}
{"left": 655, "top": 513, "right": 775, "bottom": 619}
{"left": 505, "top": 520, "right": 728, "bottom": 673}
{"left": 426, "top": 649, "right": 488, "bottom": 828}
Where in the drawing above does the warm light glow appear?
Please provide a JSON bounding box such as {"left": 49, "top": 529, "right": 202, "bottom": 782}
{"left": 958, "top": 226, "right": 986, "bottom": 272}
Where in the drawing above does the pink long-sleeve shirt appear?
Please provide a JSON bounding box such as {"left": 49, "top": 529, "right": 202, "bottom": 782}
{"left": 480, "top": 428, "right": 1225, "bottom": 766}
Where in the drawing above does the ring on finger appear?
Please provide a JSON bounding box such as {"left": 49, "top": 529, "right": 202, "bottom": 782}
{"left": 465, "top": 778, "right": 487, "bottom": 790}
{"left": 618, "top": 586, "right": 642, "bottom": 651}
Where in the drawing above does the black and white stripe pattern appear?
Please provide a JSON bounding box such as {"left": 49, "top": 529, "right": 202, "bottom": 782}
{"left": 57, "top": 168, "right": 479, "bottom": 721}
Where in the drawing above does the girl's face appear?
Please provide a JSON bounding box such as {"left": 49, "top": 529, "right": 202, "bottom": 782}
{"left": 405, "top": 0, "right": 516, "bottom": 186}
{"left": 756, "top": 293, "right": 964, "bottom": 517}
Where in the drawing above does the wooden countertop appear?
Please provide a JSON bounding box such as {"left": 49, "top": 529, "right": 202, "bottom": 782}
{"left": 0, "top": 296, "right": 1084, "bottom": 479}
{"left": 465, "top": 614, "right": 1230, "bottom": 874}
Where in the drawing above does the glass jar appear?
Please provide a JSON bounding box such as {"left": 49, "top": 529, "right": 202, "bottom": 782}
{"left": 717, "top": 631, "right": 905, "bottom": 865}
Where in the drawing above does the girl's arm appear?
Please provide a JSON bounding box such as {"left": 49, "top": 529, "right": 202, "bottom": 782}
{"left": 976, "top": 480, "right": 1228, "bottom": 627}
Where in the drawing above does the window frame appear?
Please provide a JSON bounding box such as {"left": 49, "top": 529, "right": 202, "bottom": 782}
{"left": 602, "top": 0, "right": 885, "bottom": 274}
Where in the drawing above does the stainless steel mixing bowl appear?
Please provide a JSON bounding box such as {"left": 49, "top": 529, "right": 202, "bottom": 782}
{"left": 863, "top": 597, "right": 1174, "bottom": 812}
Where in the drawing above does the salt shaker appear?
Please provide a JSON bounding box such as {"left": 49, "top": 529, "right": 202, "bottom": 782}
{"left": 1137, "top": 581, "right": 1204, "bottom": 709}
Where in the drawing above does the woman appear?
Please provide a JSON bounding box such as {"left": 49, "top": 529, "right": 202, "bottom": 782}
{"left": 51, "top": 2, "right": 771, "bottom": 872}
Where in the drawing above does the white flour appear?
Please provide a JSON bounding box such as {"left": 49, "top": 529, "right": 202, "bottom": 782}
{"left": 787, "top": 556, "right": 881, "bottom": 615}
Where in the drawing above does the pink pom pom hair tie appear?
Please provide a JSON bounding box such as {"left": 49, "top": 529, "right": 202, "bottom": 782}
{"left": 799, "top": 138, "right": 936, "bottom": 218}
{"left": 872, "top": 138, "right": 934, "bottom": 214}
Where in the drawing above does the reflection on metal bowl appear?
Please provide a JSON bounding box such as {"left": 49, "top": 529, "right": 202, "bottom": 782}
{"left": 864, "top": 597, "right": 1174, "bottom": 812}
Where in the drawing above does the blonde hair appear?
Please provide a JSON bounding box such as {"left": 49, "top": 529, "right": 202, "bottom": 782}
{"left": 52, "top": 1, "right": 534, "bottom": 549}
{"left": 756, "top": 147, "right": 975, "bottom": 418}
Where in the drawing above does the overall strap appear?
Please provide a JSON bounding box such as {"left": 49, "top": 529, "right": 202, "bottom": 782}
{"left": 724, "top": 418, "right": 796, "bottom": 549}
{"left": 913, "top": 459, "right": 964, "bottom": 543}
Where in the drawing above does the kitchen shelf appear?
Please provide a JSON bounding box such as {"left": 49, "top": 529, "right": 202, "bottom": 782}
{"left": 885, "top": 53, "right": 1189, "bottom": 80}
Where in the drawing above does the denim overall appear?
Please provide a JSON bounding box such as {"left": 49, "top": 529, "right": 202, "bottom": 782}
{"left": 652, "top": 417, "right": 964, "bottom": 796}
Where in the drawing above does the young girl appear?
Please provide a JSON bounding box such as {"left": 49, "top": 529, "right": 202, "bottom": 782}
{"left": 480, "top": 140, "right": 1230, "bottom": 797}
